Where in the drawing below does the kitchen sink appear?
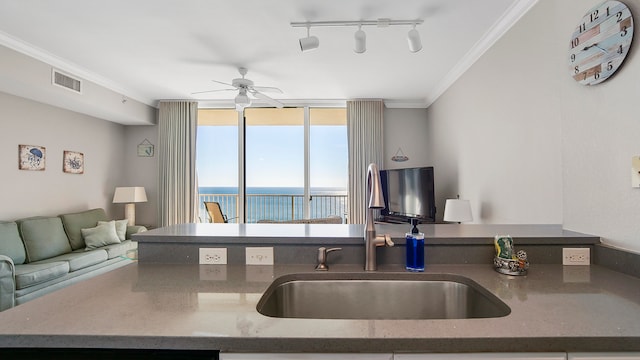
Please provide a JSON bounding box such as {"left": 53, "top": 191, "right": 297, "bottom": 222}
{"left": 256, "top": 272, "right": 510, "bottom": 320}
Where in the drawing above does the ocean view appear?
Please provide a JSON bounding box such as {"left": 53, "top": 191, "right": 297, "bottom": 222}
{"left": 198, "top": 187, "right": 347, "bottom": 223}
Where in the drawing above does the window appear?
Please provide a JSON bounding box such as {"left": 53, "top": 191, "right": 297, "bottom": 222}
{"left": 196, "top": 109, "right": 239, "bottom": 222}
{"left": 197, "top": 107, "right": 347, "bottom": 223}
{"left": 309, "top": 108, "right": 348, "bottom": 219}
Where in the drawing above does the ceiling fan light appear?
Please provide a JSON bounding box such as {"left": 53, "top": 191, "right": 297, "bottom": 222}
{"left": 235, "top": 91, "right": 251, "bottom": 110}
{"left": 354, "top": 28, "right": 366, "bottom": 54}
{"left": 407, "top": 27, "right": 422, "bottom": 53}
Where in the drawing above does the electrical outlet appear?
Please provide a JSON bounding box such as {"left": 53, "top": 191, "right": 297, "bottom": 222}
{"left": 199, "top": 248, "right": 227, "bottom": 265}
{"left": 563, "top": 248, "right": 590, "bottom": 266}
{"left": 246, "top": 247, "right": 274, "bottom": 265}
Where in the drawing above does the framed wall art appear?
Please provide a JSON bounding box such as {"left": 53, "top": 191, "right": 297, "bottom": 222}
{"left": 137, "top": 139, "right": 154, "bottom": 157}
{"left": 18, "top": 144, "right": 46, "bottom": 171}
{"left": 63, "top": 150, "right": 84, "bottom": 174}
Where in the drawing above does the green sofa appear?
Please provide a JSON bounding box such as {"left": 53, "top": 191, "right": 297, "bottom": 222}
{"left": 0, "top": 208, "right": 146, "bottom": 311}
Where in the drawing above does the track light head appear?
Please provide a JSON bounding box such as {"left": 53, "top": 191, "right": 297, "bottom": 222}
{"left": 354, "top": 26, "right": 366, "bottom": 54}
{"left": 299, "top": 26, "right": 319, "bottom": 52}
{"left": 299, "top": 36, "right": 319, "bottom": 52}
{"left": 407, "top": 26, "right": 422, "bottom": 53}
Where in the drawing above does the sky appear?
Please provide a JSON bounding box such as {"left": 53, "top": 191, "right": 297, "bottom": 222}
{"left": 196, "top": 124, "right": 347, "bottom": 189}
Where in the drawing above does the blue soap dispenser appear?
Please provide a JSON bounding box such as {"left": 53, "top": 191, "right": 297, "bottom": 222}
{"left": 405, "top": 218, "right": 425, "bottom": 272}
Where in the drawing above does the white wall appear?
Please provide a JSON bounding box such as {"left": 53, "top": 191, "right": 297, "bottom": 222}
{"left": 383, "top": 108, "right": 430, "bottom": 170}
{"left": 557, "top": 1, "right": 640, "bottom": 252}
{"left": 427, "top": 0, "right": 564, "bottom": 224}
{"left": 0, "top": 91, "right": 127, "bottom": 220}
{"left": 428, "top": 0, "right": 640, "bottom": 252}
{"left": 122, "top": 125, "right": 159, "bottom": 227}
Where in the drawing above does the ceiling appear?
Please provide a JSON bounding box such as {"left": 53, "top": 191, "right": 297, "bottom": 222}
{"left": 0, "top": 0, "right": 537, "bottom": 119}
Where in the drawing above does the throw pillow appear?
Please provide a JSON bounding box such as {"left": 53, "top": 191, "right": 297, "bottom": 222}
{"left": 81, "top": 221, "right": 121, "bottom": 250}
{"left": 98, "top": 219, "right": 128, "bottom": 241}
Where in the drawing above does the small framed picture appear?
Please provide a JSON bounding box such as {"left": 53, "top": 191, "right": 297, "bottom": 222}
{"left": 137, "top": 139, "right": 154, "bottom": 157}
{"left": 63, "top": 150, "right": 84, "bottom": 174}
{"left": 18, "top": 144, "right": 46, "bottom": 171}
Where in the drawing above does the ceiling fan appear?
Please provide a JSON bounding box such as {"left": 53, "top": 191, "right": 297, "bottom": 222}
{"left": 192, "top": 67, "right": 284, "bottom": 111}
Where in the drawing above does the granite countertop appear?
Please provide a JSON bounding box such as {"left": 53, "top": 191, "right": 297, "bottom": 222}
{"left": 1, "top": 262, "right": 639, "bottom": 353}
{"left": 134, "top": 223, "right": 600, "bottom": 245}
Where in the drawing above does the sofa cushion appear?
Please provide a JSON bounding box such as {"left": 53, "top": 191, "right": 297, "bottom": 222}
{"left": 34, "top": 249, "right": 109, "bottom": 272}
{"left": 82, "top": 222, "right": 121, "bottom": 250}
{"left": 60, "top": 208, "right": 109, "bottom": 250}
{"left": 14, "top": 261, "right": 69, "bottom": 290}
{"left": 98, "top": 219, "right": 128, "bottom": 241}
{"left": 126, "top": 225, "right": 147, "bottom": 239}
{"left": 0, "top": 221, "right": 26, "bottom": 265}
{"left": 17, "top": 217, "right": 72, "bottom": 263}
{"left": 101, "top": 240, "right": 137, "bottom": 259}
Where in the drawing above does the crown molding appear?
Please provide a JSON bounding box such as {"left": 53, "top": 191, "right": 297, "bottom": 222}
{"left": 383, "top": 99, "right": 428, "bottom": 108}
{"left": 425, "top": 0, "right": 539, "bottom": 107}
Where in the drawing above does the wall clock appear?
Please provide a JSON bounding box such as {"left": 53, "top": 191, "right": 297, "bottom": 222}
{"left": 568, "top": 0, "right": 634, "bottom": 85}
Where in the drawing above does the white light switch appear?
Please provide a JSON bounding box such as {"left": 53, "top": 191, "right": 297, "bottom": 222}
{"left": 632, "top": 156, "right": 640, "bottom": 188}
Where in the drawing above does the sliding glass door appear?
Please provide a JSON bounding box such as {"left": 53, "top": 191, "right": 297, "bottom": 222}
{"left": 197, "top": 107, "right": 347, "bottom": 223}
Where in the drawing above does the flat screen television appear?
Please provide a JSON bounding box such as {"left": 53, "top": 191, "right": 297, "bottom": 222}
{"left": 380, "top": 166, "right": 436, "bottom": 223}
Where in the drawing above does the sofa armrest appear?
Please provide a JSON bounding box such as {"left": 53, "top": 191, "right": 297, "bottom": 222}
{"left": 126, "top": 225, "right": 148, "bottom": 240}
{"left": 0, "top": 255, "right": 16, "bottom": 311}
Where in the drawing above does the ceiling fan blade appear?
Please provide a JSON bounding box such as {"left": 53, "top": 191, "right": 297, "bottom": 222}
{"left": 251, "top": 86, "right": 283, "bottom": 94}
{"left": 191, "top": 88, "right": 236, "bottom": 95}
{"left": 211, "top": 79, "right": 236, "bottom": 87}
{"left": 249, "top": 90, "right": 284, "bottom": 108}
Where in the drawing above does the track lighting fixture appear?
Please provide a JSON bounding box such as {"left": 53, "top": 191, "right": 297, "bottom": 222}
{"left": 354, "top": 26, "right": 366, "bottom": 54}
{"left": 299, "top": 26, "right": 319, "bottom": 52}
{"left": 291, "top": 18, "right": 423, "bottom": 53}
{"left": 407, "top": 24, "right": 422, "bottom": 53}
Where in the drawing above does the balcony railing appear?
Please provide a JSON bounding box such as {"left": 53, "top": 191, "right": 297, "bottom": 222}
{"left": 198, "top": 193, "right": 348, "bottom": 224}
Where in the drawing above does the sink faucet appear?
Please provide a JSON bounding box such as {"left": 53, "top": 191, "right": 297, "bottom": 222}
{"left": 364, "top": 163, "right": 394, "bottom": 271}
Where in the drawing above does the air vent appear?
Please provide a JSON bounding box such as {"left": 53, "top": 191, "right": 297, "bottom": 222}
{"left": 52, "top": 69, "right": 82, "bottom": 93}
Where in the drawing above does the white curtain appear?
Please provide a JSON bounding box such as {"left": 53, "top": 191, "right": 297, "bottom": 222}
{"left": 157, "top": 101, "right": 199, "bottom": 226}
{"left": 347, "top": 100, "right": 384, "bottom": 224}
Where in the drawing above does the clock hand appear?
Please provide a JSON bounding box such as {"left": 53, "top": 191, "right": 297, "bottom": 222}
{"left": 594, "top": 45, "right": 608, "bottom": 54}
{"left": 582, "top": 43, "right": 608, "bottom": 53}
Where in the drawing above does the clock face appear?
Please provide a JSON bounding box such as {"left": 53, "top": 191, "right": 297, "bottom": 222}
{"left": 569, "top": 0, "right": 634, "bottom": 85}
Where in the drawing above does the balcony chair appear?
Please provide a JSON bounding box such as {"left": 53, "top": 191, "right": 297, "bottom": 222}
{"left": 204, "top": 201, "right": 234, "bottom": 223}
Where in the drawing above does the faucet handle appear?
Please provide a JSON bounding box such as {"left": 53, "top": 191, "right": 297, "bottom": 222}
{"left": 315, "top": 247, "right": 342, "bottom": 271}
{"left": 384, "top": 234, "right": 394, "bottom": 247}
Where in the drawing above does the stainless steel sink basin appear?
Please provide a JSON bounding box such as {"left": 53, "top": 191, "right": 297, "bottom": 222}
{"left": 257, "top": 272, "right": 510, "bottom": 320}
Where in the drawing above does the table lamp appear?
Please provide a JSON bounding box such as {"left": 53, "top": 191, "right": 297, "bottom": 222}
{"left": 113, "top": 187, "right": 147, "bottom": 226}
{"left": 443, "top": 198, "right": 473, "bottom": 223}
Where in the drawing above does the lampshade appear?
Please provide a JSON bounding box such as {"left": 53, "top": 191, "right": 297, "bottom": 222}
{"left": 113, "top": 187, "right": 147, "bottom": 203}
{"left": 443, "top": 199, "right": 473, "bottom": 222}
